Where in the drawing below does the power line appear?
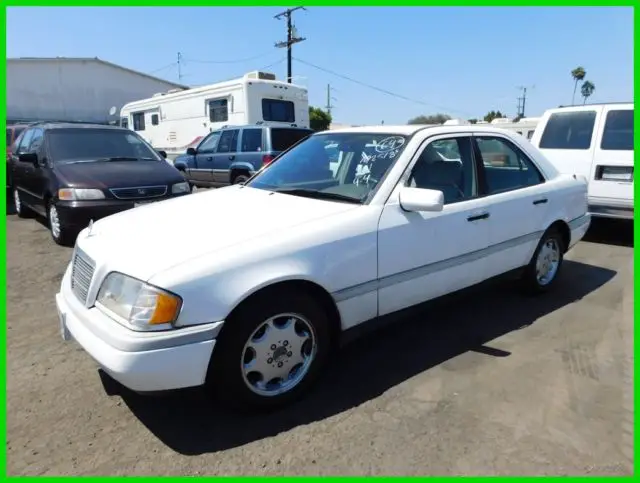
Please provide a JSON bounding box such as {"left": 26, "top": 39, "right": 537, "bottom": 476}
{"left": 293, "top": 57, "right": 473, "bottom": 117}
{"left": 186, "top": 58, "right": 287, "bottom": 87}
{"left": 147, "top": 62, "right": 178, "bottom": 75}
{"left": 183, "top": 51, "right": 276, "bottom": 64}
{"left": 274, "top": 7, "right": 307, "bottom": 83}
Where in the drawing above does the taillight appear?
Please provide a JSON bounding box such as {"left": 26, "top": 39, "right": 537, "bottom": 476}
{"left": 262, "top": 154, "right": 274, "bottom": 167}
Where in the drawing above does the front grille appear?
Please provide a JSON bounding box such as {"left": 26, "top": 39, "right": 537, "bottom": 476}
{"left": 71, "top": 249, "right": 95, "bottom": 304}
{"left": 109, "top": 185, "right": 167, "bottom": 200}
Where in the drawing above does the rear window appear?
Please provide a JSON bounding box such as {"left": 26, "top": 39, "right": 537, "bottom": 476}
{"left": 270, "top": 128, "right": 312, "bottom": 151}
{"left": 262, "top": 99, "right": 295, "bottom": 123}
{"left": 601, "top": 109, "right": 633, "bottom": 151}
{"left": 539, "top": 111, "right": 597, "bottom": 150}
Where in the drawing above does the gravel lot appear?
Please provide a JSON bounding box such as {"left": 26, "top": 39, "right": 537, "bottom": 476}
{"left": 6, "top": 204, "right": 634, "bottom": 476}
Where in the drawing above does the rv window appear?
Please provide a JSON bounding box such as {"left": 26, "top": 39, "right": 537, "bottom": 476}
{"left": 132, "top": 112, "right": 146, "bottom": 131}
{"left": 601, "top": 109, "right": 633, "bottom": 151}
{"left": 217, "top": 129, "right": 239, "bottom": 153}
{"left": 262, "top": 99, "right": 295, "bottom": 123}
{"left": 241, "top": 129, "right": 263, "bottom": 152}
{"left": 151, "top": 114, "right": 159, "bottom": 126}
{"left": 526, "top": 130, "right": 534, "bottom": 139}
{"left": 538, "top": 111, "right": 596, "bottom": 150}
{"left": 209, "top": 99, "right": 228, "bottom": 123}
{"left": 270, "top": 128, "right": 313, "bottom": 151}
{"left": 121, "top": 117, "right": 129, "bottom": 129}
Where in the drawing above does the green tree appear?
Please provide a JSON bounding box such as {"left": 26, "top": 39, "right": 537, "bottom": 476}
{"left": 581, "top": 80, "right": 595, "bottom": 104}
{"left": 407, "top": 113, "right": 451, "bottom": 125}
{"left": 571, "top": 66, "right": 586, "bottom": 105}
{"left": 483, "top": 110, "right": 506, "bottom": 123}
{"left": 309, "top": 106, "right": 332, "bottom": 132}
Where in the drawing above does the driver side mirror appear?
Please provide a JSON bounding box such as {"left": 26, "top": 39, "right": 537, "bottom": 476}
{"left": 398, "top": 187, "right": 444, "bottom": 212}
{"left": 186, "top": 147, "right": 197, "bottom": 156}
{"left": 19, "top": 152, "right": 38, "bottom": 166}
{"left": 157, "top": 150, "right": 167, "bottom": 159}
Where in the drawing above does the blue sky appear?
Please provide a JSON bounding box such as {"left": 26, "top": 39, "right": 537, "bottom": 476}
{"left": 6, "top": 6, "right": 634, "bottom": 125}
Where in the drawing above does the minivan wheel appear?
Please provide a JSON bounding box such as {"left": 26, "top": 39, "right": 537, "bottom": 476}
{"left": 47, "top": 201, "right": 74, "bottom": 246}
{"left": 521, "top": 227, "right": 564, "bottom": 294}
{"left": 207, "top": 290, "right": 332, "bottom": 411}
{"left": 13, "top": 188, "right": 34, "bottom": 218}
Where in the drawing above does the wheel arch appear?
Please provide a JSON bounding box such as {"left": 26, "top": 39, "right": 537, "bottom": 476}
{"left": 545, "top": 219, "right": 571, "bottom": 253}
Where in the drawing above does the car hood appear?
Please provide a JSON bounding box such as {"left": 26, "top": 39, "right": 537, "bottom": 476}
{"left": 77, "top": 185, "right": 360, "bottom": 281}
{"left": 55, "top": 160, "right": 184, "bottom": 189}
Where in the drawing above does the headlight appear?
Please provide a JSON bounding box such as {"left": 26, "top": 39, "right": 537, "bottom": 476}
{"left": 171, "top": 182, "right": 190, "bottom": 194}
{"left": 58, "top": 188, "right": 105, "bottom": 200}
{"left": 96, "top": 272, "right": 182, "bottom": 330}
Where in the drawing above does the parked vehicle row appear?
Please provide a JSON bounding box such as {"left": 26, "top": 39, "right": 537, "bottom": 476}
{"left": 8, "top": 122, "right": 191, "bottom": 245}
{"left": 55, "top": 124, "right": 591, "bottom": 411}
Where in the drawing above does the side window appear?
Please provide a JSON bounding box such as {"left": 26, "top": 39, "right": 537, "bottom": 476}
{"left": 475, "top": 136, "right": 544, "bottom": 195}
{"left": 262, "top": 99, "right": 295, "bottom": 123}
{"left": 121, "top": 117, "right": 129, "bottom": 129}
{"left": 407, "top": 137, "right": 477, "bottom": 205}
{"left": 209, "top": 99, "right": 228, "bottom": 123}
{"left": 538, "top": 111, "right": 596, "bottom": 150}
{"left": 197, "top": 131, "right": 221, "bottom": 153}
{"left": 601, "top": 109, "right": 633, "bottom": 151}
{"left": 28, "top": 129, "right": 44, "bottom": 153}
{"left": 216, "top": 129, "right": 239, "bottom": 153}
{"left": 16, "top": 129, "right": 34, "bottom": 155}
{"left": 241, "top": 128, "right": 263, "bottom": 152}
{"left": 151, "top": 114, "right": 159, "bottom": 126}
{"left": 132, "top": 112, "right": 145, "bottom": 131}
{"left": 526, "top": 130, "right": 534, "bottom": 140}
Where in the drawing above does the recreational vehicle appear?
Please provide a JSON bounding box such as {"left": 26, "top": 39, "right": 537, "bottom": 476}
{"left": 489, "top": 117, "right": 540, "bottom": 140}
{"left": 119, "top": 71, "right": 310, "bottom": 158}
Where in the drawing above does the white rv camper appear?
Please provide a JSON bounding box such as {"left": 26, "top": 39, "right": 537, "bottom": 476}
{"left": 119, "top": 71, "right": 310, "bottom": 157}
{"left": 489, "top": 117, "right": 540, "bottom": 140}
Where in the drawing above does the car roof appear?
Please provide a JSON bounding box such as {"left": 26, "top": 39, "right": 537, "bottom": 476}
{"left": 319, "top": 124, "right": 535, "bottom": 137}
{"left": 219, "top": 124, "right": 313, "bottom": 131}
{"left": 27, "top": 122, "right": 128, "bottom": 131}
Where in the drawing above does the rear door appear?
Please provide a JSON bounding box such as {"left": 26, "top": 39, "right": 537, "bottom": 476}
{"left": 234, "top": 127, "right": 265, "bottom": 174}
{"left": 532, "top": 106, "right": 601, "bottom": 180}
{"left": 211, "top": 128, "right": 240, "bottom": 186}
{"left": 589, "top": 105, "right": 634, "bottom": 207}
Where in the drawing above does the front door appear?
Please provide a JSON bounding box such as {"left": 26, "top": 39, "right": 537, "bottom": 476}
{"left": 377, "top": 134, "right": 491, "bottom": 316}
{"left": 211, "top": 128, "right": 240, "bottom": 186}
{"left": 189, "top": 130, "right": 221, "bottom": 185}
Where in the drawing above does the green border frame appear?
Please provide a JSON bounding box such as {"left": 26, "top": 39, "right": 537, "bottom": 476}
{"left": 2, "top": 1, "right": 636, "bottom": 478}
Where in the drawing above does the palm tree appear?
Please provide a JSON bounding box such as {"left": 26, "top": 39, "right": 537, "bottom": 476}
{"left": 581, "top": 81, "right": 595, "bottom": 104}
{"left": 571, "top": 66, "right": 586, "bottom": 105}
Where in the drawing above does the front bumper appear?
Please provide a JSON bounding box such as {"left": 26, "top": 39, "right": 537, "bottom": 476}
{"left": 55, "top": 264, "right": 222, "bottom": 392}
{"left": 56, "top": 193, "right": 190, "bottom": 229}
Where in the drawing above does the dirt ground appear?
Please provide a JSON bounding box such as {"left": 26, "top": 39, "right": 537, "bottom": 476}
{"left": 6, "top": 207, "right": 634, "bottom": 476}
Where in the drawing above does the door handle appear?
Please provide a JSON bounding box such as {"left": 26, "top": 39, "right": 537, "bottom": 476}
{"left": 206, "top": 157, "right": 213, "bottom": 161}
{"left": 467, "top": 212, "right": 490, "bottom": 222}
{"left": 229, "top": 155, "right": 235, "bottom": 161}
{"left": 533, "top": 198, "right": 548, "bottom": 205}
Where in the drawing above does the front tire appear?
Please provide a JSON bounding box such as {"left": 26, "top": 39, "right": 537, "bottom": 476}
{"left": 208, "top": 290, "right": 333, "bottom": 411}
{"left": 521, "top": 227, "right": 564, "bottom": 294}
{"left": 47, "top": 200, "right": 75, "bottom": 246}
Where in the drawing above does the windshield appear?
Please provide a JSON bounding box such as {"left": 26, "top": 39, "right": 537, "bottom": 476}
{"left": 47, "top": 129, "right": 162, "bottom": 163}
{"left": 247, "top": 132, "right": 410, "bottom": 203}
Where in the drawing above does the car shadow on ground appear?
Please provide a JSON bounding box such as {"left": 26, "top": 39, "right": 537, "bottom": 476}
{"left": 113, "top": 259, "right": 616, "bottom": 456}
{"left": 583, "top": 218, "right": 633, "bottom": 248}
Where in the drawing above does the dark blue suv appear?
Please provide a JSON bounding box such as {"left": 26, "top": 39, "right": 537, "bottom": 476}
{"left": 173, "top": 124, "right": 313, "bottom": 188}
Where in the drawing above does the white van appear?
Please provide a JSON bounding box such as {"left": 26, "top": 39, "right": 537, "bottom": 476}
{"left": 530, "top": 103, "right": 633, "bottom": 220}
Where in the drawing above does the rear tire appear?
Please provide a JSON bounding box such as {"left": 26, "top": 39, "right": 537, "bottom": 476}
{"left": 231, "top": 172, "right": 250, "bottom": 185}
{"left": 520, "top": 227, "right": 564, "bottom": 295}
{"left": 13, "top": 188, "right": 34, "bottom": 218}
{"left": 207, "top": 289, "right": 333, "bottom": 412}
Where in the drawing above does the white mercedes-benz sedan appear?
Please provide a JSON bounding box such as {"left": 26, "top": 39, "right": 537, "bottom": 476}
{"left": 55, "top": 124, "right": 591, "bottom": 410}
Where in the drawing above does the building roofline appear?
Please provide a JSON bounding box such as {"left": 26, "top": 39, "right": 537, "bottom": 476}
{"left": 7, "top": 56, "right": 189, "bottom": 90}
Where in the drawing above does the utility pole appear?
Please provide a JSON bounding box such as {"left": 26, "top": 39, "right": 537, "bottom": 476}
{"left": 274, "top": 7, "right": 307, "bottom": 83}
{"left": 516, "top": 85, "right": 535, "bottom": 118}
{"left": 177, "top": 52, "right": 183, "bottom": 82}
{"left": 325, "top": 83, "right": 337, "bottom": 116}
